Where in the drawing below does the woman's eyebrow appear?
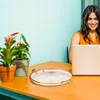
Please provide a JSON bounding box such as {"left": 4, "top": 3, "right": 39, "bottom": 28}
{"left": 88, "top": 16, "right": 97, "bottom": 19}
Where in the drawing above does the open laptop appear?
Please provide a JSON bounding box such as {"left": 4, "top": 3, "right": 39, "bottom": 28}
{"left": 72, "top": 45, "right": 100, "bottom": 75}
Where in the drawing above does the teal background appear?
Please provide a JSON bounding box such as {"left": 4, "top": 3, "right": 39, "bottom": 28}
{"left": 0, "top": 0, "right": 81, "bottom": 65}
{"left": 0, "top": 0, "right": 81, "bottom": 99}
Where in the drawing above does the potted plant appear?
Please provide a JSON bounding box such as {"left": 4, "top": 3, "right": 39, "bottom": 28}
{"left": 14, "top": 34, "right": 31, "bottom": 76}
{"left": 0, "top": 32, "right": 19, "bottom": 82}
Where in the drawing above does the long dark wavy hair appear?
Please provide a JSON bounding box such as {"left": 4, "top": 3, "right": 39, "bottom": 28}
{"left": 80, "top": 5, "right": 100, "bottom": 44}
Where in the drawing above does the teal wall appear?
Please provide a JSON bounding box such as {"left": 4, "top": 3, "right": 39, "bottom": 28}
{"left": 0, "top": 0, "right": 81, "bottom": 65}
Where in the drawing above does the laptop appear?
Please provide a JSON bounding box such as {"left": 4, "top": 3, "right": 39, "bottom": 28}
{"left": 72, "top": 45, "right": 100, "bottom": 75}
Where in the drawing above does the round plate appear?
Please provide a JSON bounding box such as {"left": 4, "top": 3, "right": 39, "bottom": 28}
{"left": 30, "top": 69, "right": 72, "bottom": 86}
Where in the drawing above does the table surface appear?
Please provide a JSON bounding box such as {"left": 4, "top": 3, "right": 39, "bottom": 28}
{"left": 0, "top": 61, "right": 100, "bottom": 100}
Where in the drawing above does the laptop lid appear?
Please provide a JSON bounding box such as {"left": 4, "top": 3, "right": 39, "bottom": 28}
{"left": 72, "top": 45, "right": 100, "bottom": 75}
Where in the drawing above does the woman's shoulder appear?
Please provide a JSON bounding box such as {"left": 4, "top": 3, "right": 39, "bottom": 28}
{"left": 74, "top": 31, "right": 82, "bottom": 35}
{"left": 71, "top": 31, "right": 81, "bottom": 44}
{"left": 72, "top": 31, "right": 82, "bottom": 38}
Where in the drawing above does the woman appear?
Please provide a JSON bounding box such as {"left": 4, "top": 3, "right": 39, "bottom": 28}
{"left": 69, "top": 5, "right": 100, "bottom": 63}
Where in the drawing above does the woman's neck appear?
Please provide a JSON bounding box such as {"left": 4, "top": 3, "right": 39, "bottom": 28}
{"left": 89, "top": 30, "right": 97, "bottom": 35}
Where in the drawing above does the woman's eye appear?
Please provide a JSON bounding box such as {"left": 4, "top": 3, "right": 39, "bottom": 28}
{"left": 88, "top": 18, "right": 92, "bottom": 20}
{"left": 94, "top": 17, "right": 98, "bottom": 20}
{"left": 88, "top": 17, "right": 98, "bottom": 20}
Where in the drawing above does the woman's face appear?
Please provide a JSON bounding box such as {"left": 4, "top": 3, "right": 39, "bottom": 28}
{"left": 87, "top": 12, "right": 99, "bottom": 31}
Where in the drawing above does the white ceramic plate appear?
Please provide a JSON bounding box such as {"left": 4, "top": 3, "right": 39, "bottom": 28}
{"left": 30, "top": 69, "right": 72, "bottom": 86}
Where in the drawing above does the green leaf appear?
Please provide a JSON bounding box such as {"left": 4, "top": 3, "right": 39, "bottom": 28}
{"left": 0, "top": 61, "right": 6, "bottom": 66}
{"left": 21, "top": 34, "right": 30, "bottom": 47}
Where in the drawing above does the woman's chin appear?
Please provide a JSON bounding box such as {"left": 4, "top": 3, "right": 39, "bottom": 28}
{"left": 90, "top": 27, "right": 97, "bottom": 31}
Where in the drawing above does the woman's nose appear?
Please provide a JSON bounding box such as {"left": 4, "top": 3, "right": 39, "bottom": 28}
{"left": 91, "top": 19, "right": 96, "bottom": 24}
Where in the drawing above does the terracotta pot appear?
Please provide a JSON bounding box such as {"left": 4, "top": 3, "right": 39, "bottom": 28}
{"left": 0, "top": 65, "right": 16, "bottom": 82}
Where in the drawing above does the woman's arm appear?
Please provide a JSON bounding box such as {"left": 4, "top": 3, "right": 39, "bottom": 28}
{"left": 69, "top": 32, "right": 80, "bottom": 63}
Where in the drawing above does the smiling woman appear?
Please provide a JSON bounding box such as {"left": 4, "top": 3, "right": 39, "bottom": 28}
{"left": 69, "top": 5, "right": 100, "bottom": 63}
{"left": 87, "top": 12, "right": 99, "bottom": 31}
